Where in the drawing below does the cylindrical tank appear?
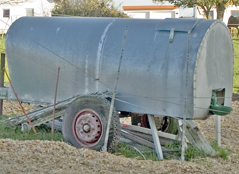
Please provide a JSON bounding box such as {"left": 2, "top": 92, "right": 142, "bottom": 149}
{"left": 5, "top": 17, "right": 233, "bottom": 120}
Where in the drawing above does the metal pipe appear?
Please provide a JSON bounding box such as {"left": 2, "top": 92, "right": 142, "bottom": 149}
{"left": 215, "top": 115, "right": 221, "bottom": 146}
{"left": 52, "top": 67, "right": 60, "bottom": 139}
{"left": 0, "top": 53, "right": 5, "bottom": 115}
{"left": 102, "top": 26, "right": 128, "bottom": 152}
{"left": 181, "top": 27, "right": 193, "bottom": 161}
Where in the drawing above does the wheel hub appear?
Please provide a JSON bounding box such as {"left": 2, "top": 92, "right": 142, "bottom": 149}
{"left": 83, "top": 124, "right": 91, "bottom": 133}
{"left": 72, "top": 109, "right": 103, "bottom": 147}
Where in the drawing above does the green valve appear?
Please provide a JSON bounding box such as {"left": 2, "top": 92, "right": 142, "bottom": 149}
{"left": 210, "top": 91, "right": 232, "bottom": 116}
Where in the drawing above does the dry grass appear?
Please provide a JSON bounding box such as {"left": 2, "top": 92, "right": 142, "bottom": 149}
{"left": 0, "top": 139, "right": 211, "bottom": 174}
{"left": 3, "top": 100, "right": 33, "bottom": 115}
{"left": 0, "top": 101, "right": 239, "bottom": 173}
{"left": 2, "top": 83, "right": 33, "bottom": 116}
{"left": 192, "top": 101, "right": 239, "bottom": 173}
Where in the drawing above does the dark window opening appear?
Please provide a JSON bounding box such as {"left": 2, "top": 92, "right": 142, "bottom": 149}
{"left": 3, "top": 9, "right": 10, "bottom": 18}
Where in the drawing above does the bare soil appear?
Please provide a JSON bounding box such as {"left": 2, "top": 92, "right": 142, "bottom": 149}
{"left": 0, "top": 100, "right": 239, "bottom": 173}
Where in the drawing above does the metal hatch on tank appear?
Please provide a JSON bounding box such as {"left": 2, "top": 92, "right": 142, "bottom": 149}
{"left": 5, "top": 17, "right": 233, "bottom": 120}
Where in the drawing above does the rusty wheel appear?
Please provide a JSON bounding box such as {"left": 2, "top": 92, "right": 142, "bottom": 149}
{"left": 62, "top": 96, "right": 120, "bottom": 152}
{"left": 72, "top": 109, "right": 103, "bottom": 147}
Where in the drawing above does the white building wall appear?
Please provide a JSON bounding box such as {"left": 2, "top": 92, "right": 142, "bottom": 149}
{"left": 114, "top": 0, "right": 173, "bottom": 8}
{"left": 127, "top": 12, "right": 147, "bottom": 19}
{"left": 114, "top": 0, "right": 239, "bottom": 25}
{"left": 150, "top": 11, "right": 177, "bottom": 18}
{"left": 114, "top": 0, "right": 179, "bottom": 19}
{"left": 125, "top": 9, "right": 179, "bottom": 19}
{"left": 0, "top": 0, "right": 54, "bottom": 34}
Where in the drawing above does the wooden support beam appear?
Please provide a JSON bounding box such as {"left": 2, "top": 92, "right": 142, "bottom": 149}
{"left": 121, "top": 130, "right": 156, "bottom": 149}
{"left": 185, "top": 120, "right": 215, "bottom": 154}
{"left": 122, "top": 119, "right": 214, "bottom": 156}
{"left": 121, "top": 128, "right": 176, "bottom": 145}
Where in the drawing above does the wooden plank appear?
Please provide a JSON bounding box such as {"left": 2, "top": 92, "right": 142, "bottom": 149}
{"left": 121, "top": 130, "right": 155, "bottom": 149}
{"left": 121, "top": 128, "right": 176, "bottom": 145}
{"left": 20, "top": 110, "right": 65, "bottom": 132}
{"left": 32, "top": 110, "right": 65, "bottom": 127}
{"left": 121, "top": 123, "right": 180, "bottom": 141}
{"left": 185, "top": 120, "right": 215, "bottom": 154}
{"left": 6, "top": 96, "right": 76, "bottom": 128}
{"left": 120, "top": 133, "right": 176, "bottom": 153}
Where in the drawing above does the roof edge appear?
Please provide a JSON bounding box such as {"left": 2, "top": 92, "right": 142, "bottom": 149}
{"left": 123, "top": 5, "right": 179, "bottom": 11}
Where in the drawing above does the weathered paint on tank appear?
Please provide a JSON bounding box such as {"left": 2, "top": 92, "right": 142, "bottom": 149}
{"left": 5, "top": 17, "right": 233, "bottom": 120}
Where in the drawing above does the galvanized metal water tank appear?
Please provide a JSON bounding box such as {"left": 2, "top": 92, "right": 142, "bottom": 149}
{"left": 5, "top": 17, "right": 234, "bottom": 120}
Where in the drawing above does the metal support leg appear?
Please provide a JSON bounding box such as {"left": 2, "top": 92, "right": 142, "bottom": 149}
{"left": 147, "top": 114, "right": 163, "bottom": 160}
{"left": 215, "top": 115, "right": 221, "bottom": 146}
{"left": 177, "top": 119, "right": 187, "bottom": 148}
{"left": 176, "top": 119, "right": 183, "bottom": 141}
{"left": 0, "top": 53, "right": 5, "bottom": 116}
{"left": 181, "top": 117, "right": 187, "bottom": 161}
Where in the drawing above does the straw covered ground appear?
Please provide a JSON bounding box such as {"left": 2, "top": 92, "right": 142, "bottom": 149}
{"left": 0, "top": 100, "right": 239, "bottom": 173}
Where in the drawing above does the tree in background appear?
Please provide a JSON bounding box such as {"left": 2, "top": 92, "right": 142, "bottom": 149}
{"left": 52, "top": 0, "right": 128, "bottom": 18}
{"left": 153, "top": 0, "right": 239, "bottom": 20}
{"left": 0, "top": 0, "right": 31, "bottom": 5}
{"left": 215, "top": 0, "right": 239, "bottom": 20}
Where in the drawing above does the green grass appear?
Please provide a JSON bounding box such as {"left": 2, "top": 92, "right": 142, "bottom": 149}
{"left": 210, "top": 141, "right": 230, "bottom": 160}
{"left": 0, "top": 114, "right": 213, "bottom": 161}
{"left": 114, "top": 143, "right": 159, "bottom": 161}
{"left": 0, "top": 34, "right": 9, "bottom": 83}
{"left": 233, "top": 38, "right": 239, "bottom": 93}
{"left": 164, "top": 143, "right": 209, "bottom": 161}
{"left": 0, "top": 122, "right": 63, "bottom": 142}
{"left": 0, "top": 117, "right": 229, "bottom": 162}
{"left": 0, "top": 34, "right": 5, "bottom": 53}
{"left": 114, "top": 142, "right": 212, "bottom": 161}
{"left": 114, "top": 141, "right": 230, "bottom": 161}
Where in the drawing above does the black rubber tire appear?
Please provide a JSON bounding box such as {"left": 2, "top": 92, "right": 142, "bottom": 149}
{"left": 162, "top": 117, "right": 178, "bottom": 135}
{"left": 131, "top": 115, "right": 141, "bottom": 125}
{"left": 132, "top": 114, "right": 178, "bottom": 135}
{"left": 62, "top": 95, "right": 120, "bottom": 152}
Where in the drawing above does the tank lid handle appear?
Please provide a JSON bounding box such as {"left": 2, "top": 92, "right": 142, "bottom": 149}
{"left": 169, "top": 28, "right": 174, "bottom": 43}
{"left": 155, "top": 18, "right": 203, "bottom": 32}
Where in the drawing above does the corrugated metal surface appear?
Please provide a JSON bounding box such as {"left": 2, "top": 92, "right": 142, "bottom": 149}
{"left": 5, "top": 17, "right": 234, "bottom": 119}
